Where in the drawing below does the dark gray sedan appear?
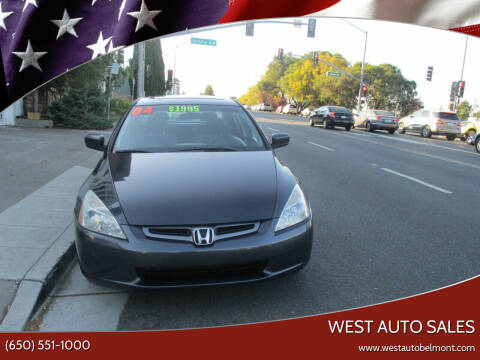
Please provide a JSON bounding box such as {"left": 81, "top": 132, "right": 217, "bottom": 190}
{"left": 75, "top": 96, "right": 313, "bottom": 288}
{"left": 354, "top": 109, "right": 398, "bottom": 134}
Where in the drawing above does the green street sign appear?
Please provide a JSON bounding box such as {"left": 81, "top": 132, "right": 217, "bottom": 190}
{"left": 110, "top": 62, "right": 119, "bottom": 75}
{"left": 191, "top": 37, "right": 217, "bottom": 46}
{"left": 327, "top": 71, "right": 342, "bottom": 78}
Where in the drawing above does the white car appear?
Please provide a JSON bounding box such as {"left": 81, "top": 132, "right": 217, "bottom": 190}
{"left": 398, "top": 109, "right": 461, "bottom": 140}
{"left": 301, "top": 108, "right": 313, "bottom": 117}
{"left": 258, "top": 103, "right": 272, "bottom": 112}
{"left": 282, "top": 104, "right": 298, "bottom": 115}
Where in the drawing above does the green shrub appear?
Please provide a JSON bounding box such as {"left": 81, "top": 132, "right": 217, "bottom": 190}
{"left": 47, "top": 87, "right": 113, "bottom": 129}
{"left": 110, "top": 97, "right": 131, "bottom": 115}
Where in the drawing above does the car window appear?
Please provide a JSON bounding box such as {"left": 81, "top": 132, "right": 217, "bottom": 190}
{"left": 329, "top": 106, "right": 350, "bottom": 113}
{"left": 113, "top": 104, "right": 267, "bottom": 152}
{"left": 373, "top": 110, "right": 394, "bottom": 116}
{"left": 433, "top": 112, "right": 460, "bottom": 121}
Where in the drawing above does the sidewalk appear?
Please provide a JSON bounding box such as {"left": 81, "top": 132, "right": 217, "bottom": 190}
{"left": 0, "top": 165, "right": 91, "bottom": 331}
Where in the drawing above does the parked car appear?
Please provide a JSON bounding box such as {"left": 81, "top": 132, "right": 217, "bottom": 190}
{"left": 309, "top": 106, "right": 354, "bottom": 131}
{"left": 276, "top": 106, "right": 284, "bottom": 113}
{"left": 472, "top": 130, "right": 480, "bottom": 153}
{"left": 258, "top": 103, "right": 272, "bottom": 112}
{"left": 282, "top": 104, "right": 298, "bottom": 115}
{"left": 75, "top": 96, "right": 313, "bottom": 288}
{"left": 398, "top": 109, "right": 461, "bottom": 140}
{"left": 301, "top": 108, "right": 313, "bottom": 117}
{"left": 355, "top": 109, "right": 398, "bottom": 134}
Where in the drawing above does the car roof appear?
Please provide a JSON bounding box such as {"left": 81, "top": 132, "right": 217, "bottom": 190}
{"left": 135, "top": 95, "right": 238, "bottom": 106}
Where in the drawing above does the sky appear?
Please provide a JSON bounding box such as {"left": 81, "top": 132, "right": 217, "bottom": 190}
{"left": 125, "top": 17, "right": 480, "bottom": 111}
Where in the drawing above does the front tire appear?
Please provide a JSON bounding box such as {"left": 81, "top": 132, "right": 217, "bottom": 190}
{"left": 366, "top": 121, "right": 374, "bottom": 132}
{"left": 397, "top": 122, "right": 406, "bottom": 134}
{"left": 421, "top": 126, "right": 431, "bottom": 138}
{"left": 388, "top": 129, "right": 395, "bottom": 134}
{"left": 345, "top": 125, "right": 351, "bottom": 131}
{"left": 323, "top": 119, "right": 329, "bottom": 129}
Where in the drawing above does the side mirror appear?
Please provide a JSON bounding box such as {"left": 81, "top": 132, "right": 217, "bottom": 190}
{"left": 271, "top": 133, "right": 290, "bottom": 149}
{"left": 85, "top": 134, "right": 105, "bottom": 151}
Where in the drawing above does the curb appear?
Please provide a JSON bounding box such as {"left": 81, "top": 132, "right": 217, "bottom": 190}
{"left": 0, "top": 230, "right": 77, "bottom": 332}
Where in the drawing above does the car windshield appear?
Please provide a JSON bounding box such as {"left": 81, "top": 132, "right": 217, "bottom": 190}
{"left": 374, "top": 110, "right": 394, "bottom": 116}
{"left": 113, "top": 104, "right": 267, "bottom": 153}
{"left": 329, "top": 106, "right": 349, "bottom": 113}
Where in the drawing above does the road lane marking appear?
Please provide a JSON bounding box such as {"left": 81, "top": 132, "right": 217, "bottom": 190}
{"left": 350, "top": 130, "right": 474, "bottom": 155}
{"left": 381, "top": 168, "right": 453, "bottom": 194}
{"left": 269, "top": 127, "right": 280, "bottom": 132}
{"left": 307, "top": 141, "right": 335, "bottom": 152}
{"left": 336, "top": 132, "right": 480, "bottom": 170}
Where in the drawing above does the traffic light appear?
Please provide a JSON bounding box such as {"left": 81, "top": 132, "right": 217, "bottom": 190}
{"left": 426, "top": 66, "right": 433, "bottom": 81}
{"left": 307, "top": 18, "right": 316, "bottom": 38}
{"left": 450, "top": 81, "right": 457, "bottom": 102}
{"left": 277, "top": 48, "right": 284, "bottom": 61}
{"left": 361, "top": 85, "right": 368, "bottom": 95}
{"left": 167, "top": 69, "right": 173, "bottom": 89}
{"left": 457, "top": 81, "right": 466, "bottom": 97}
{"left": 245, "top": 22, "right": 254, "bottom": 36}
{"left": 117, "top": 49, "right": 124, "bottom": 66}
{"left": 313, "top": 52, "right": 319, "bottom": 66}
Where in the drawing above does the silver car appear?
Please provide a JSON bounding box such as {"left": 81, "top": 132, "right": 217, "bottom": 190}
{"left": 398, "top": 109, "right": 461, "bottom": 140}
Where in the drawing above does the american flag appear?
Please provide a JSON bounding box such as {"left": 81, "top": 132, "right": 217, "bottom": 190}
{"left": 0, "top": 0, "right": 341, "bottom": 111}
{"left": 0, "top": 0, "right": 478, "bottom": 112}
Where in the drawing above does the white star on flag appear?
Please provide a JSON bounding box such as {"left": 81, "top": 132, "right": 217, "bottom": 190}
{"left": 12, "top": 40, "right": 47, "bottom": 72}
{"left": 51, "top": 9, "right": 83, "bottom": 39}
{"left": 22, "top": 0, "right": 38, "bottom": 12}
{"left": 86, "top": 31, "right": 112, "bottom": 59}
{"left": 127, "top": 0, "right": 162, "bottom": 32}
{"left": 0, "top": 2, "right": 13, "bottom": 31}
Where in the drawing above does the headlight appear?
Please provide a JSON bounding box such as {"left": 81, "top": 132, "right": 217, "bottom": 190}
{"left": 78, "top": 190, "right": 126, "bottom": 239}
{"left": 275, "top": 184, "right": 310, "bottom": 232}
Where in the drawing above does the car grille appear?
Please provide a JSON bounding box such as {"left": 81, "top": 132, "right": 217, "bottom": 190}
{"left": 143, "top": 222, "right": 260, "bottom": 243}
{"left": 136, "top": 261, "right": 267, "bottom": 284}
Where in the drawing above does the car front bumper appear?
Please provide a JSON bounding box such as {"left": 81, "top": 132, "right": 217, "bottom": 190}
{"left": 75, "top": 218, "right": 313, "bottom": 289}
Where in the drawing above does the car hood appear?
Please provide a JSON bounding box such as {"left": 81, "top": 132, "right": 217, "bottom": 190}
{"left": 108, "top": 151, "right": 278, "bottom": 226}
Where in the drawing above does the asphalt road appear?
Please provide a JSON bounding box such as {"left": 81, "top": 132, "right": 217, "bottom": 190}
{"left": 29, "top": 112, "right": 480, "bottom": 331}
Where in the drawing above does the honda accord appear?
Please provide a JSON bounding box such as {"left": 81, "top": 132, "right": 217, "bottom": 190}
{"left": 75, "top": 96, "right": 313, "bottom": 288}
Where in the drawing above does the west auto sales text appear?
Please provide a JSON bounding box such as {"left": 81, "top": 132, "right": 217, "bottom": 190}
{"left": 328, "top": 320, "right": 475, "bottom": 334}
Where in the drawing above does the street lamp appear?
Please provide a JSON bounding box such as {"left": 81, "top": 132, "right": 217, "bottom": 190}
{"left": 341, "top": 19, "right": 368, "bottom": 113}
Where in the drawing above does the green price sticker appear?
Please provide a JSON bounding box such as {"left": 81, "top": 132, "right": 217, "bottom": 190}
{"left": 168, "top": 105, "right": 200, "bottom": 112}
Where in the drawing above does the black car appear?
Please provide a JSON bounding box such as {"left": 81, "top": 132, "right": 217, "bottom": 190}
{"left": 309, "top": 106, "right": 354, "bottom": 131}
{"left": 75, "top": 96, "right": 313, "bottom": 288}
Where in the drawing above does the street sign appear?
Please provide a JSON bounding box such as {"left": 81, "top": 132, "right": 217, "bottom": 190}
{"left": 326, "top": 71, "right": 342, "bottom": 78}
{"left": 191, "top": 37, "right": 217, "bottom": 46}
{"left": 110, "top": 62, "right": 119, "bottom": 75}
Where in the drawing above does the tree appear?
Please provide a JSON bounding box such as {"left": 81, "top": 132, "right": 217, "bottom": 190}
{"left": 457, "top": 101, "right": 472, "bottom": 121}
{"left": 279, "top": 52, "right": 354, "bottom": 111}
{"left": 204, "top": 85, "right": 215, "bottom": 96}
{"left": 145, "top": 39, "right": 166, "bottom": 96}
{"left": 257, "top": 56, "right": 296, "bottom": 107}
{"left": 44, "top": 53, "right": 115, "bottom": 129}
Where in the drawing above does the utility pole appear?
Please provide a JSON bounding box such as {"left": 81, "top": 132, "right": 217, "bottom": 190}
{"left": 137, "top": 42, "right": 145, "bottom": 98}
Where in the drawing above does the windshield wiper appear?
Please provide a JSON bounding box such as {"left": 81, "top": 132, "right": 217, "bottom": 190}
{"left": 176, "top": 147, "right": 238, "bottom": 152}
{"left": 114, "top": 149, "right": 152, "bottom": 153}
